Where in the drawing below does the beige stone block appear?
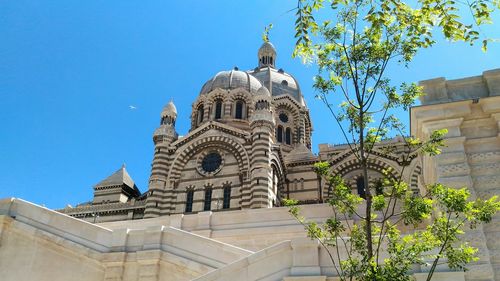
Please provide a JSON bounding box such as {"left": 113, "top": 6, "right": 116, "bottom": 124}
{"left": 284, "top": 276, "right": 327, "bottom": 281}
{"left": 110, "top": 228, "right": 129, "bottom": 251}
{"left": 413, "top": 272, "right": 465, "bottom": 281}
{"left": 144, "top": 226, "right": 165, "bottom": 250}
{"left": 483, "top": 69, "right": 500, "bottom": 97}
{"left": 419, "top": 77, "right": 448, "bottom": 104}
{"left": 465, "top": 262, "right": 495, "bottom": 281}
{"left": 290, "top": 238, "right": 321, "bottom": 276}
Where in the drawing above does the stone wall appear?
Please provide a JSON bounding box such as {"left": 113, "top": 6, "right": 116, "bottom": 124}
{"left": 0, "top": 198, "right": 252, "bottom": 281}
{"left": 412, "top": 70, "right": 500, "bottom": 280}
{"left": 0, "top": 196, "right": 471, "bottom": 281}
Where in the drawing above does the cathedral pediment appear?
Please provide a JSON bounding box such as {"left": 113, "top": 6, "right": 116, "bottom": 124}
{"left": 172, "top": 121, "right": 250, "bottom": 149}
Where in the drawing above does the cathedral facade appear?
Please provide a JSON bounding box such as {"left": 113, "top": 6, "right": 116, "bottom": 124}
{"left": 59, "top": 42, "right": 421, "bottom": 223}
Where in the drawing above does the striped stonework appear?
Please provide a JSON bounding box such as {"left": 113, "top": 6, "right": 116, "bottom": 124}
{"left": 60, "top": 42, "right": 424, "bottom": 224}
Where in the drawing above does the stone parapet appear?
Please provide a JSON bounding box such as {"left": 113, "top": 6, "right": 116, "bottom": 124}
{"left": 419, "top": 69, "right": 500, "bottom": 105}
{"left": 0, "top": 198, "right": 253, "bottom": 281}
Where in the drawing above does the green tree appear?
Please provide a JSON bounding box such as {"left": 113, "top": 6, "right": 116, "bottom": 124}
{"left": 283, "top": 0, "right": 500, "bottom": 280}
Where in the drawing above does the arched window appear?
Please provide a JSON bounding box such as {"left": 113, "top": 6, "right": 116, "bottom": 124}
{"left": 356, "top": 177, "right": 366, "bottom": 199}
{"left": 277, "top": 126, "right": 283, "bottom": 143}
{"left": 197, "top": 105, "right": 204, "bottom": 125}
{"left": 375, "top": 178, "right": 384, "bottom": 196}
{"left": 285, "top": 128, "right": 292, "bottom": 145}
{"left": 270, "top": 57, "right": 273, "bottom": 65}
{"left": 185, "top": 190, "right": 194, "bottom": 213}
{"left": 215, "top": 100, "right": 222, "bottom": 120}
{"left": 235, "top": 101, "right": 244, "bottom": 119}
{"left": 223, "top": 186, "right": 231, "bottom": 209}
{"left": 272, "top": 166, "right": 280, "bottom": 199}
{"left": 204, "top": 188, "right": 212, "bottom": 211}
{"left": 163, "top": 116, "right": 173, "bottom": 125}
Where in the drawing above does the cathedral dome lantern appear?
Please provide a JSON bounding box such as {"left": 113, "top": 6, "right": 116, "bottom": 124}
{"left": 258, "top": 41, "right": 277, "bottom": 68}
{"left": 250, "top": 42, "right": 306, "bottom": 107}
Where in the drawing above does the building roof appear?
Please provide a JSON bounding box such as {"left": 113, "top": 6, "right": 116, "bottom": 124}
{"left": 248, "top": 66, "right": 305, "bottom": 106}
{"left": 94, "top": 165, "right": 137, "bottom": 190}
{"left": 199, "top": 68, "right": 263, "bottom": 95}
{"left": 285, "top": 143, "right": 317, "bottom": 164}
{"left": 258, "top": 41, "right": 276, "bottom": 55}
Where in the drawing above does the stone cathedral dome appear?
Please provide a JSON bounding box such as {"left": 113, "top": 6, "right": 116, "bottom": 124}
{"left": 249, "top": 67, "right": 306, "bottom": 106}
{"left": 199, "top": 68, "right": 263, "bottom": 95}
{"left": 197, "top": 42, "right": 306, "bottom": 107}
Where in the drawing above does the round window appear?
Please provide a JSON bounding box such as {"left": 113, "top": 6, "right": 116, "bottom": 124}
{"left": 279, "top": 113, "right": 289, "bottom": 123}
{"left": 201, "top": 152, "right": 222, "bottom": 173}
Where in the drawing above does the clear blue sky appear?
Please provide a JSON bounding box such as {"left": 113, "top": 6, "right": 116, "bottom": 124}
{"left": 1, "top": 1, "right": 499, "bottom": 209}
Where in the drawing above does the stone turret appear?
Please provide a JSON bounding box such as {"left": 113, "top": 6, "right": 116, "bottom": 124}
{"left": 245, "top": 86, "right": 276, "bottom": 208}
{"left": 144, "top": 100, "right": 178, "bottom": 218}
{"left": 153, "top": 100, "right": 178, "bottom": 144}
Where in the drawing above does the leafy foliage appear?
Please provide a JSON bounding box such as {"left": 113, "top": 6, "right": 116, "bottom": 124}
{"left": 284, "top": 0, "right": 499, "bottom": 280}
{"left": 262, "top": 23, "right": 273, "bottom": 43}
{"left": 287, "top": 164, "right": 500, "bottom": 280}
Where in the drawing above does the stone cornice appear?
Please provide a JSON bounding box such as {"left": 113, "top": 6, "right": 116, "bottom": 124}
{"left": 58, "top": 200, "right": 147, "bottom": 214}
{"left": 419, "top": 68, "right": 500, "bottom": 105}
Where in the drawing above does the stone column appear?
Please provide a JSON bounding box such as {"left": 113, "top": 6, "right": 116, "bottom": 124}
{"left": 224, "top": 101, "right": 232, "bottom": 119}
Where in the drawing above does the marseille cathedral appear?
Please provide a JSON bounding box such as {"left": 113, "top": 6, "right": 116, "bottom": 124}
{"left": 57, "top": 42, "right": 423, "bottom": 221}
{"left": 1, "top": 42, "right": 500, "bottom": 281}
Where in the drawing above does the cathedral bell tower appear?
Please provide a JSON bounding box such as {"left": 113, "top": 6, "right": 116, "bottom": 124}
{"left": 144, "top": 100, "right": 178, "bottom": 218}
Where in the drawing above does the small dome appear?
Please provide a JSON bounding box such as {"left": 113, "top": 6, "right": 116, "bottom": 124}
{"left": 258, "top": 41, "right": 276, "bottom": 55}
{"left": 161, "top": 100, "right": 177, "bottom": 117}
{"left": 256, "top": 86, "right": 271, "bottom": 97}
{"left": 199, "top": 69, "right": 263, "bottom": 95}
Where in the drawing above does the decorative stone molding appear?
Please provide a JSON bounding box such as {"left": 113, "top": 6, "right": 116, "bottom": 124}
{"left": 421, "top": 118, "right": 464, "bottom": 138}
